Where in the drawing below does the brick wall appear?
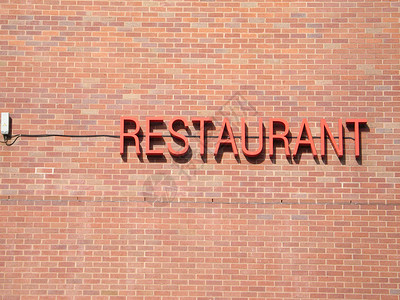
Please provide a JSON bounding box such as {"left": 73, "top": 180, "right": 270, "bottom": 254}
{"left": 1, "top": 201, "right": 400, "bottom": 299}
{"left": 1, "top": 0, "right": 399, "bottom": 298}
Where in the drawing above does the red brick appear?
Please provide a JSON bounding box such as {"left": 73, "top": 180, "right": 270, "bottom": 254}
{"left": 1, "top": 0, "right": 399, "bottom": 298}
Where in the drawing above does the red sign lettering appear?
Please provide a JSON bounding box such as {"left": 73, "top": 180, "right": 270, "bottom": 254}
{"left": 120, "top": 117, "right": 367, "bottom": 160}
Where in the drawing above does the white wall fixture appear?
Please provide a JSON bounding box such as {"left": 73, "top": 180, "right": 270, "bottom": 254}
{"left": 1, "top": 112, "right": 10, "bottom": 136}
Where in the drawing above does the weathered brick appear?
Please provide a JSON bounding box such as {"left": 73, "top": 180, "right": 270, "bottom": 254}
{"left": 1, "top": 0, "right": 399, "bottom": 298}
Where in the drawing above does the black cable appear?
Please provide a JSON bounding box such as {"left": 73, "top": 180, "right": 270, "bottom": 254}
{"left": 1, "top": 134, "right": 121, "bottom": 146}
{"left": 20, "top": 134, "right": 119, "bottom": 138}
{"left": 0, "top": 134, "right": 21, "bottom": 146}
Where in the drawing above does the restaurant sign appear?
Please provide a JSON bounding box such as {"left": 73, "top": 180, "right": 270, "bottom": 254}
{"left": 120, "top": 117, "right": 367, "bottom": 159}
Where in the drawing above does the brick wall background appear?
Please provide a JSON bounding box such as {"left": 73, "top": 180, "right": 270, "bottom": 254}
{"left": 0, "top": 0, "right": 399, "bottom": 298}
